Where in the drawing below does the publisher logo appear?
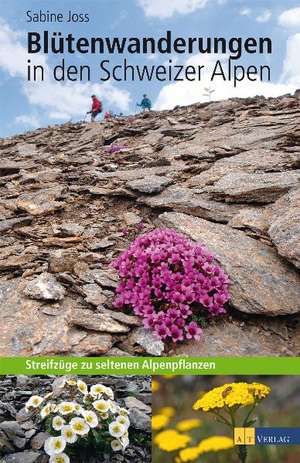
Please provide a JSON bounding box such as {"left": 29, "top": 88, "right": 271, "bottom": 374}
{"left": 234, "top": 428, "right": 255, "bottom": 445}
{"left": 234, "top": 428, "right": 300, "bottom": 446}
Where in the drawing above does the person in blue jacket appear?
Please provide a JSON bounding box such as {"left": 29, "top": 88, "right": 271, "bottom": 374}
{"left": 137, "top": 94, "right": 152, "bottom": 111}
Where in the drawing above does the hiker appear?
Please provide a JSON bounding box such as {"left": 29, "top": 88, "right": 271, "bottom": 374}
{"left": 137, "top": 94, "right": 151, "bottom": 111}
{"left": 87, "top": 95, "right": 102, "bottom": 121}
{"left": 104, "top": 110, "right": 113, "bottom": 120}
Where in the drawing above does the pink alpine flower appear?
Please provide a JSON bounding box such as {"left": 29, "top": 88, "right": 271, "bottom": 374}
{"left": 112, "top": 228, "right": 230, "bottom": 344}
{"left": 185, "top": 321, "right": 203, "bottom": 341}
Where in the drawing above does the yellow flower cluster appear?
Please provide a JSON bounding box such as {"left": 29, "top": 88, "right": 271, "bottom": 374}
{"left": 176, "top": 446, "right": 200, "bottom": 462}
{"left": 159, "top": 406, "right": 176, "bottom": 418}
{"left": 176, "top": 419, "right": 202, "bottom": 432}
{"left": 154, "top": 429, "right": 191, "bottom": 451}
{"left": 152, "top": 414, "right": 170, "bottom": 431}
{"left": 198, "top": 436, "right": 234, "bottom": 453}
{"left": 177, "top": 436, "right": 234, "bottom": 462}
{"left": 193, "top": 382, "right": 271, "bottom": 412}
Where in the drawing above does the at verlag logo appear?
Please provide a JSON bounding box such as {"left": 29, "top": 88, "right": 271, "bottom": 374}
{"left": 235, "top": 428, "right": 300, "bottom": 446}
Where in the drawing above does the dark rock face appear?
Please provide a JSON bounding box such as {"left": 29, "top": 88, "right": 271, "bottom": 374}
{"left": 138, "top": 186, "right": 242, "bottom": 223}
{"left": 186, "top": 150, "right": 300, "bottom": 189}
{"left": 268, "top": 188, "right": 300, "bottom": 269}
{"left": 69, "top": 308, "right": 130, "bottom": 334}
{"left": 127, "top": 175, "right": 172, "bottom": 194}
{"left": 159, "top": 212, "right": 300, "bottom": 316}
{"left": 228, "top": 207, "right": 271, "bottom": 241}
{"left": 0, "top": 376, "right": 151, "bottom": 463}
{"left": 0, "top": 217, "right": 33, "bottom": 233}
{"left": 209, "top": 171, "right": 300, "bottom": 203}
{"left": 0, "top": 94, "right": 300, "bottom": 356}
{"left": 172, "top": 319, "right": 295, "bottom": 356}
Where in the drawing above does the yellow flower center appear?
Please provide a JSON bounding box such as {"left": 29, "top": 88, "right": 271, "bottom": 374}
{"left": 64, "top": 405, "right": 72, "bottom": 412}
{"left": 74, "top": 422, "right": 84, "bottom": 431}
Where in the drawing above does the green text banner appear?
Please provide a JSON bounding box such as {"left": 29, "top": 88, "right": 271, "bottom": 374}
{"left": 0, "top": 357, "right": 300, "bottom": 376}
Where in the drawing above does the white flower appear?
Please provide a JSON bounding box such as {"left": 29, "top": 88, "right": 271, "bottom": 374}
{"left": 51, "top": 404, "right": 59, "bottom": 413}
{"left": 49, "top": 453, "right": 70, "bottom": 463}
{"left": 93, "top": 399, "right": 110, "bottom": 413}
{"left": 82, "top": 410, "right": 98, "bottom": 428}
{"left": 111, "top": 439, "right": 123, "bottom": 451}
{"left": 74, "top": 403, "right": 83, "bottom": 415}
{"left": 104, "top": 387, "right": 114, "bottom": 400}
{"left": 70, "top": 417, "right": 90, "bottom": 436}
{"left": 108, "top": 400, "right": 118, "bottom": 414}
{"left": 40, "top": 404, "right": 51, "bottom": 419}
{"left": 77, "top": 380, "right": 88, "bottom": 395}
{"left": 25, "top": 395, "right": 44, "bottom": 410}
{"left": 44, "top": 436, "right": 66, "bottom": 456}
{"left": 116, "top": 415, "right": 130, "bottom": 429}
{"left": 52, "top": 415, "right": 66, "bottom": 431}
{"left": 118, "top": 407, "right": 129, "bottom": 416}
{"left": 100, "top": 413, "right": 109, "bottom": 420}
{"left": 66, "top": 379, "right": 77, "bottom": 386}
{"left": 58, "top": 402, "right": 76, "bottom": 415}
{"left": 109, "top": 421, "right": 126, "bottom": 439}
{"left": 90, "top": 384, "right": 106, "bottom": 398}
{"left": 61, "top": 425, "right": 78, "bottom": 444}
{"left": 120, "top": 434, "right": 130, "bottom": 450}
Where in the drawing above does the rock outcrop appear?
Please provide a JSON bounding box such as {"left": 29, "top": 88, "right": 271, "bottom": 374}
{"left": 268, "top": 188, "right": 300, "bottom": 269}
{"left": 0, "top": 92, "right": 300, "bottom": 356}
{"left": 159, "top": 212, "right": 300, "bottom": 316}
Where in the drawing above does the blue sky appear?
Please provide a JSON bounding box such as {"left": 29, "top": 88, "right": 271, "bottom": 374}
{"left": 0, "top": 0, "right": 300, "bottom": 137}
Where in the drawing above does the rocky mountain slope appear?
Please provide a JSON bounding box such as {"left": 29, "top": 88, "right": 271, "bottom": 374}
{"left": 0, "top": 92, "right": 300, "bottom": 356}
{"left": 0, "top": 375, "right": 151, "bottom": 462}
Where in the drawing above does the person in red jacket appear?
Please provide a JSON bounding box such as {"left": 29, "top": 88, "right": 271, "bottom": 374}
{"left": 87, "top": 95, "right": 102, "bottom": 121}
